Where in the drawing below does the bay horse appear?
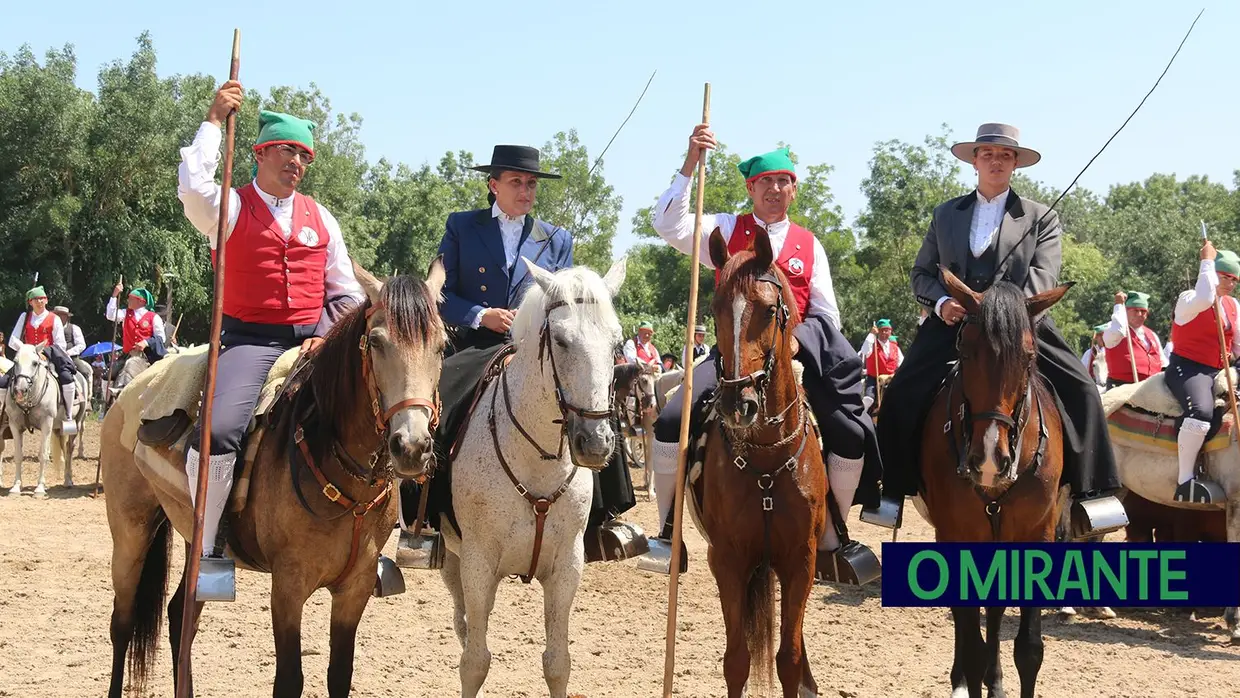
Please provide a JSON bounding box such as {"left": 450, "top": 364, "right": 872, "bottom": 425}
{"left": 699, "top": 226, "right": 826, "bottom": 698}
{"left": 437, "top": 258, "right": 626, "bottom": 698}
{"left": 918, "top": 267, "right": 1072, "bottom": 698}
{"left": 102, "top": 260, "right": 447, "bottom": 698}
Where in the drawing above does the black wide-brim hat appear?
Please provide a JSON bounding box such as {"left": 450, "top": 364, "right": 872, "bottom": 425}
{"left": 470, "top": 144, "right": 561, "bottom": 179}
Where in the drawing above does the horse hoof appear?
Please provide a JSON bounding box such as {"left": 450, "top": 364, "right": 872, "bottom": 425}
{"left": 1095, "top": 607, "right": 1117, "bottom": 619}
{"left": 7, "top": 486, "right": 19, "bottom": 495}
{"left": 1058, "top": 607, "right": 1078, "bottom": 621}
{"left": 33, "top": 487, "right": 46, "bottom": 498}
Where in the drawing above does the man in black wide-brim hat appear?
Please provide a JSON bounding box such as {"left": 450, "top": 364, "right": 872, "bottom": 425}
{"left": 397, "top": 143, "right": 647, "bottom": 568}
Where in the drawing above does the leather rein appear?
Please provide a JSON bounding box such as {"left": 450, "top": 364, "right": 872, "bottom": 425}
{"left": 286, "top": 300, "right": 442, "bottom": 589}
{"left": 10, "top": 352, "right": 53, "bottom": 416}
{"left": 942, "top": 324, "right": 1049, "bottom": 540}
{"left": 490, "top": 296, "right": 616, "bottom": 584}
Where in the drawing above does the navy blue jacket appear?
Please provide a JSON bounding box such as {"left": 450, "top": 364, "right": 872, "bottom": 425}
{"left": 437, "top": 208, "right": 574, "bottom": 328}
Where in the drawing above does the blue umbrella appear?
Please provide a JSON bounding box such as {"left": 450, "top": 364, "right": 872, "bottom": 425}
{"left": 81, "top": 342, "right": 119, "bottom": 359}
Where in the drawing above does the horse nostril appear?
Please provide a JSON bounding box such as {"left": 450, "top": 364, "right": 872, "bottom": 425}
{"left": 389, "top": 433, "right": 408, "bottom": 457}
{"left": 738, "top": 399, "right": 758, "bottom": 420}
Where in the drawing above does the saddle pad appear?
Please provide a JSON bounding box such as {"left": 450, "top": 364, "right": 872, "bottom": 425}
{"left": 137, "top": 344, "right": 301, "bottom": 428}
{"left": 1100, "top": 369, "right": 1235, "bottom": 418}
{"left": 1106, "top": 405, "right": 1234, "bottom": 455}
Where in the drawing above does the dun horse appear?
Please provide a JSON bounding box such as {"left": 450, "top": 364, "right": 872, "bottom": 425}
{"left": 918, "top": 268, "right": 1071, "bottom": 698}
{"left": 102, "top": 261, "right": 446, "bottom": 698}
{"left": 698, "top": 227, "right": 826, "bottom": 698}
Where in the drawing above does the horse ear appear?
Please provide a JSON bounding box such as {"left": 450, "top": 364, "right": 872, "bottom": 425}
{"left": 353, "top": 259, "right": 384, "bottom": 306}
{"left": 1027, "top": 282, "right": 1075, "bottom": 318}
{"left": 602, "top": 255, "right": 627, "bottom": 297}
{"left": 523, "top": 256, "right": 555, "bottom": 292}
{"left": 939, "top": 265, "right": 981, "bottom": 315}
{"left": 425, "top": 255, "right": 446, "bottom": 301}
{"left": 708, "top": 227, "right": 729, "bottom": 270}
{"left": 751, "top": 225, "right": 774, "bottom": 269}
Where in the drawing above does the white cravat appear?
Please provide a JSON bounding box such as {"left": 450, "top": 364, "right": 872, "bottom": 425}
{"left": 492, "top": 202, "right": 526, "bottom": 270}
{"left": 970, "top": 189, "right": 1009, "bottom": 257}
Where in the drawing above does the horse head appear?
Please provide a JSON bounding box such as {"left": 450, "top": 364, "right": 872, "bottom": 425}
{"left": 309, "top": 258, "right": 447, "bottom": 483}
{"left": 709, "top": 225, "right": 801, "bottom": 431}
{"left": 516, "top": 256, "right": 626, "bottom": 469}
{"left": 940, "top": 266, "right": 1071, "bottom": 489}
{"left": 11, "top": 344, "right": 48, "bottom": 405}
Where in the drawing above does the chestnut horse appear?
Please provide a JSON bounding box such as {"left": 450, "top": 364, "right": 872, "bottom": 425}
{"left": 918, "top": 268, "right": 1072, "bottom": 698}
{"left": 696, "top": 226, "right": 827, "bottom": 698}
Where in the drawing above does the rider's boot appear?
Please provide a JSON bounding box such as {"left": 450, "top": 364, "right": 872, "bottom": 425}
{"left": 138, "top": 409, "right": 193, "bottom": 447}
{"left": 635, "top": 440, "right": 688, "bottom": 575}
{"left": 815, "top": 454, "right": 881, "bottom": 586}
{"left": 59, "top": 382, "right": 77, "bottom": 435}
{"left": 186, "top": 446, "right": 236, "bottom": 602}
{"left": 1173, "top": 417, "right": 1225, "bottom": 504}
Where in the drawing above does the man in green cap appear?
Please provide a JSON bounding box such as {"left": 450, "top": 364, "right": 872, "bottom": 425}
{"left": 1102, "top": 289, "right": 1167, "bottom": 388}
{"left": 165, "top": 80, "right": 367, "bottom": 599}
{"left": 623, "top": 320, "right": 660, "bottom": 369}
{"left": 1080, "top": 323, "right": 1110, "bottom": 389}
{"left": 105, "top": 283, "right": 167, "bottom": 376}
{"left": 859, "top": 319, "right": 903, "bottom": 412}
{"left": 1164, "top": 241, "right": 1240, "bottom": 503}
{"left": 6, "top": 286, "right": 80, "bottom": 433}
{"left": 643, "top": 124, "right": 886, "bottom": 584}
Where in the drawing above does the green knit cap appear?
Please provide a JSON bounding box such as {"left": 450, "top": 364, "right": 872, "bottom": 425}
{"left": 876, "top": 319, "right": 892, "bottom": 329}
{"left": 253, "top": 110, "right": 316, "bottom": 157}
{"left": 1216, "top": 250, "right": 1240, "bottom": 278}
{"left": 1125, "top": 291, "right": 1150, "bottom": 309}
{"left": 737, "top": 147, "right": 796, "bottom": 184}
{"left": 128, "top": 288, "right": 154, "bottom": 309}
{"left": 25, "top": 286, "right": 46, "bottom": 302}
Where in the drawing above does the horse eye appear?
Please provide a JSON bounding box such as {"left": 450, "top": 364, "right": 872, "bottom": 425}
{"left": 555, "top": 334, "right": 568, "bottom": 348}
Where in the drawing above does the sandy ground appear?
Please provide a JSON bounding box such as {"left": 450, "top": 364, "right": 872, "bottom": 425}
{"left": 2, "top": 421, "right": 1238, "bottom": 698}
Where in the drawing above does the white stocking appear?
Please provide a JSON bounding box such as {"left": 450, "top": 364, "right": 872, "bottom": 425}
{"left": 185, "top": 447, "right": 235, "bottom": 555}
{"left": 818, "top": 453, "right": 863, "bottom": 552}
{"left": 650, "top": 439, "right": 680, "bottom": 536}
{"left": 1177, "top": 418, "right": 1211, "bottom": 485}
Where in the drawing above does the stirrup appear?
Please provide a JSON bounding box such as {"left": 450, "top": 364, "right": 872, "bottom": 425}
{"left": 635, "top": 537, "right": 688, "bottom": 575}
{"left": 1174, "top": 479, "right": 1225, "bottom": 505}
{"left": 585, "top": 520, "right": 650, "bottom": 563}
{"left": 1069, "top": 494, "right": 1129, "bottom": 539}
{"left": 395, "top": 528, "right": 444, "bottom": 570}
{"left": 196, "top": 555, "right": 236, "bottom": 602}
{"left": 860, "top": 495, "right": 903, "bottom": 530}
{"left": 60, "top": 419, "right": 78, "bottom": 436}
{"left": 815, "top": 540, "right": 881, "bottom": 586}
{"left": 373, "top": 554, "right": 406, "bottom": 597}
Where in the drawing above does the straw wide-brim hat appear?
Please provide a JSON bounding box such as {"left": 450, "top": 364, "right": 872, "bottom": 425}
{"left": 950, "top": 123, "right": 1041, "bottom": 168}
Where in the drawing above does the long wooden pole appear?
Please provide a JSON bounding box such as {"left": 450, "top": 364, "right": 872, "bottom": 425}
{"left": 662, "top": 82, "right": 709, "bottom": 698}
{"left": 176, "top": 29, "right": 240, "bottom": 698}
{"left": 103, "top": 274, "right": 123, "bottom": 414}
{"left": 1202, "top": 222, "right": 1240, "bottom": 440}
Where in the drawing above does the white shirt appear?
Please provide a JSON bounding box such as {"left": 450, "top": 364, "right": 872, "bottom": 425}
{"left": 858, "top": 333, "right": 904, "bottom": 369}
{"left": 104, "top": 298, "right": 167, "bottom": 342}
{"left": 934, "top": 189, "right": 1010, "bottom": 319}
{"left": 652, "top": 172, "right": 842, "bottom": 330}
{"left": 63, "top": 323, "right": 86, "bottom": 357}
{"left": 1171, "top": 258, "right": 1240, "bottom": 356}
{"left": 9, "top": 310, "right": 65, "bottom": 352}
{"left": 623, "top": 337, "right": 659, "bottom": 366}
{"left": 1102, "top": 303, "right": 1169, "bottom": 367}
{"left": 177, "top": 121, "right": 365, "bottom": 305}
{"left": 491, "top": 202, "right": 526, "bottom": 271}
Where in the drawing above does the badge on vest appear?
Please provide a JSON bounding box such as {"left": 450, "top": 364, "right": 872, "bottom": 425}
{"left": 296, "top": 226, "right": 320, "bottom": 247}
{"left": 787, "top": 257, "right": 804, "bottom": 276}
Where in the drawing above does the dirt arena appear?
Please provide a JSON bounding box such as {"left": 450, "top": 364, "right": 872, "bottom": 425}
{"left": 1, "top": 421, "right": 1237, "bottom": 697}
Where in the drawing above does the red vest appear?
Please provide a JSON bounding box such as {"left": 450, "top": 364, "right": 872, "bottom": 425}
{"left": 21, "top": 312, "right": 54, "bottom": 346}
{"left": 215, "top": 184, "right": 330, "bottom": 326}
{"left": 715, "top": 214, "right": 815, "bottom": 319}
{"left": 866, "top": 339, "right": 900, "bottom": 377}
{"left": 1171, "top": 296, "right": 1239, "bottom": 369}
{"left": 1106, "top": 325, "right": 1163, "bottom": 382}
{"left": 123, "top": 311, "right": 156, "bottom": 353}
{"left": 634, "top": 340, "right": 658, "bottom": 365}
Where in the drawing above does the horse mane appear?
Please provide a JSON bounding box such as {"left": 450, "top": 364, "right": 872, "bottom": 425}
{"left": 510, "top": 266, "right": 621, "bottom": 348}
{"left": 274, "top": 275, "right": 444, "bottom": 453}
{"left": 976, "top": 280, "right": 1034, "bottom": 382}
{"left": 711, "top": 249, "right": 803, "bottom": 329}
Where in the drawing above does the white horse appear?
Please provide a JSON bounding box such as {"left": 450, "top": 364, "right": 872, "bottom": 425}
{"left": 438, "top": 258, "right": 626, "bottom": 698}
{"left": 3, "top": 344, "right": 88, "bottom": 495}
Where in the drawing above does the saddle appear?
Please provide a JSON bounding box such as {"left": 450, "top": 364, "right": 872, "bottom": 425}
{"left": 1103, "top": 370, "right": 1238, "bottom": 456}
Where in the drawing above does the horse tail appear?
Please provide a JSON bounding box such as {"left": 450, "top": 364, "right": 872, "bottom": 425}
{"left": 744, "top": 559, "right": 776, "bottom": 693}
{"left": 129, "top": 515, "right": 172, "bottom": 690}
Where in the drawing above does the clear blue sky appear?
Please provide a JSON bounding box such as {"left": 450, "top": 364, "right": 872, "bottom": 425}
{"left": 4, "top": 1, "right": 1234, "bottom": 257}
